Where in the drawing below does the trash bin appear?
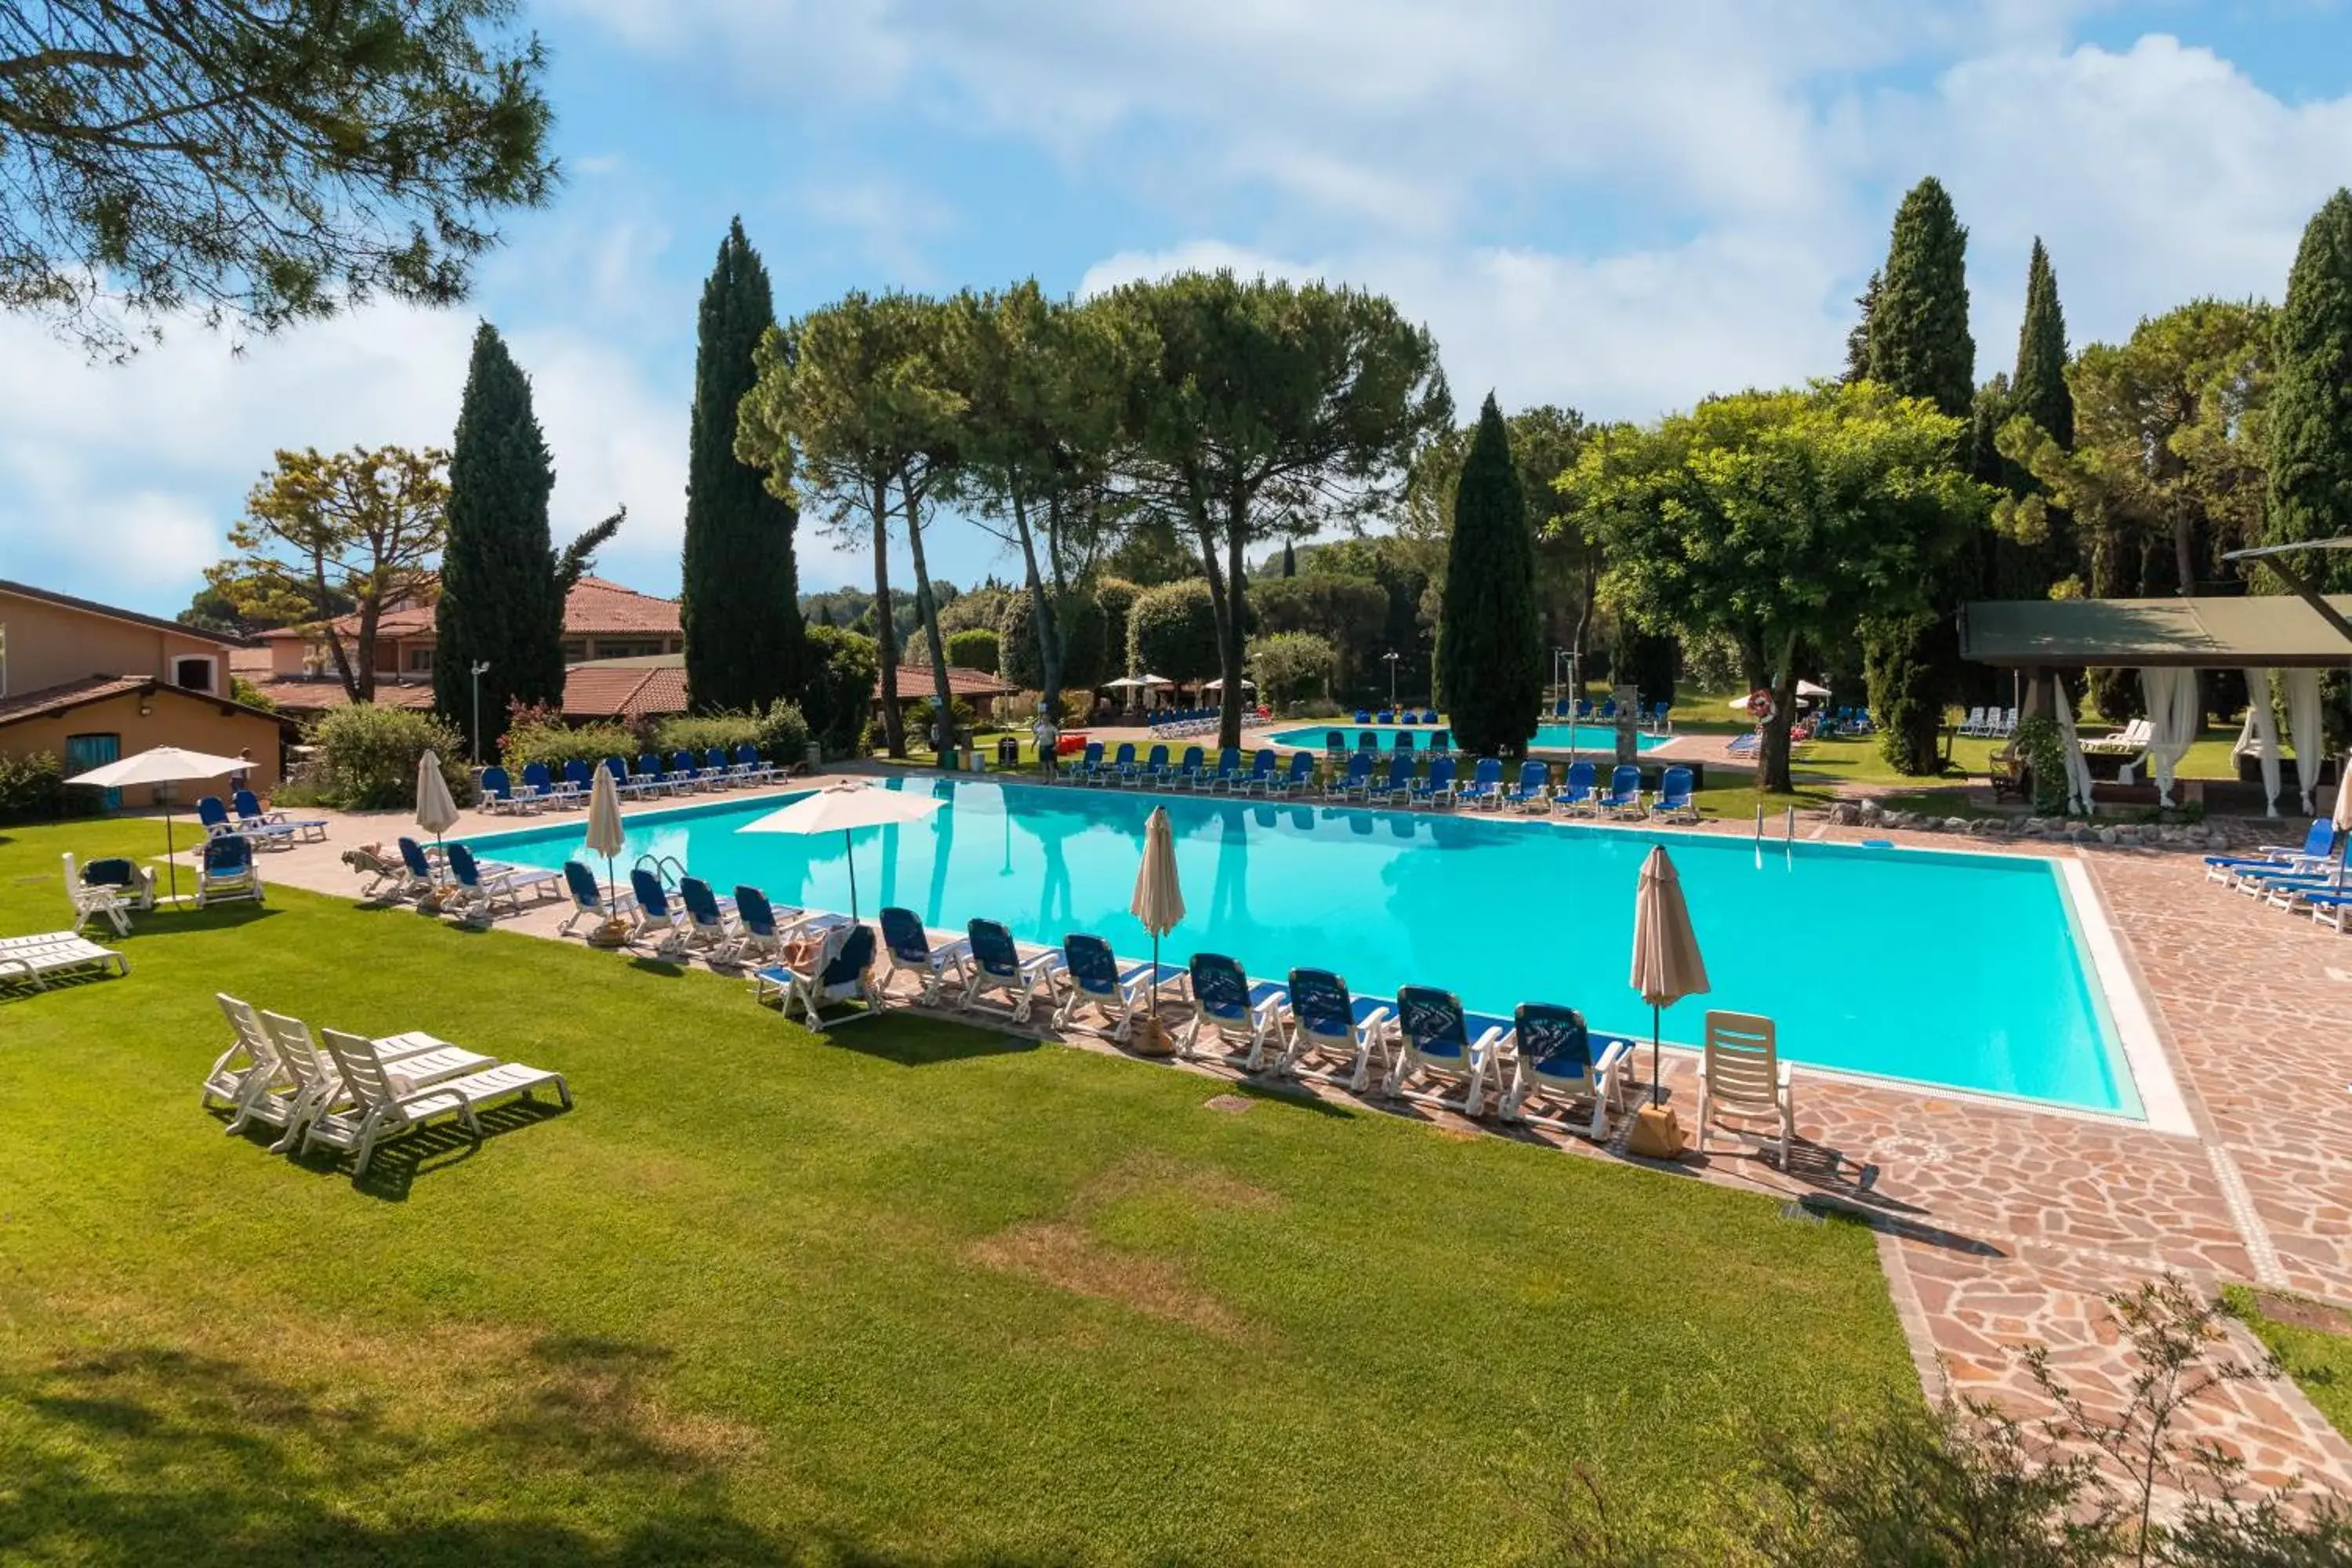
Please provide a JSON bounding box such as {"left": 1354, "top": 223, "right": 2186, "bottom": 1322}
{"left": 996, "top": 735, "right": 1021, "bottom": 768}
{"left": 804, "top": 741, "right": 822, "bottom": 771}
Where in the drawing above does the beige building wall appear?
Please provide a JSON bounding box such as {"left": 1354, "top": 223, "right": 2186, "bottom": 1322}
{"left": 2, "top": 688, "right": 283, "bottom": 806}
{"left": 0, "top": 588, "right": 234, "bottom": 698}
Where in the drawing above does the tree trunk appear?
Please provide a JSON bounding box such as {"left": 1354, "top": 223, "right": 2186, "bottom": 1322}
{"left": 1757, "top": 633, "right": 1802, "bottom": 794}
{"left": 870, "top": 474, "right": 903, "bottom": 757}
{"left": 1572, "top": 551, "right": 1599, "bottom": 695}
{"left": 1012, "top": 491, "right": 1062, "bottom": 720}
{"left": 1219, "top": 504, "right": 1249, "bottom": 750}
{"left": 901, "top": 466, "right": 958, "bottom": 758}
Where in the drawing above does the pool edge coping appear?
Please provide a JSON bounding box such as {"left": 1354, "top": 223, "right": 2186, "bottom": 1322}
{"left": 2056, "top": 853, "right": 2194, "bottom": 1137}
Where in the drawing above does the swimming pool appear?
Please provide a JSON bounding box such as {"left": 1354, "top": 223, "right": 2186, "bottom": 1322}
{"left": 1269, "top": 724, "right": 1674, "bottom": 753}
{"left": 469, "top": 779, "right": 2139, "bottom": 1116}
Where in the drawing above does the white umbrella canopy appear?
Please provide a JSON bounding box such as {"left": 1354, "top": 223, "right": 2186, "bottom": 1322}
{"left": 1202, "top": 677, "right": 1256, "bottom": 691}
{"left": 2332, "top": 755, "right": 2352, "bottom": 885}
{"left": 64, "top": 745, "right": 254, "bottom": 905}
{"left": 1129, "top": 807, "right": 1185, "bottom": 1049}
{"left": 414, "top": 752, "right": 461, "bottom": 836}
{"left": 740, "top": 782, "right": 946, "bottom": 920}
{"left": 1630, "top": 844, "right": 1711, "bottom": 1107}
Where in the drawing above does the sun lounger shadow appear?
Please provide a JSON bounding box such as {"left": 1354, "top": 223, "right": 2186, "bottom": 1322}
{"left": 624, "top": 956, "right": 690, "bottom": 978}
{"left": 1222, "top": 1078, "right": 1357, "bottom": 1120}
{"left": 829, "top": 1014, "right": 1042, "bottom": 1068}
{"left": 324, "top": 1098, "right": 568, "bottom": 1201}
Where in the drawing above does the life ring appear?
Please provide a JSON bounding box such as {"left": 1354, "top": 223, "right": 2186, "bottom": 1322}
{"left": 1745, "top": 688, "right": 1777, "bottom": 723}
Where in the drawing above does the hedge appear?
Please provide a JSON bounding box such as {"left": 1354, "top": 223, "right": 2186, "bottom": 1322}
{"left": 310, "top": 705, "right": 476, "bottom": 811}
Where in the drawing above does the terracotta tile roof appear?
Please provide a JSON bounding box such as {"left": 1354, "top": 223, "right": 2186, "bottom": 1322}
{"left": 239, "top": 677, "right": 437, "bottom": 713}
{"left": 562, "top": 665, "right": 688, "bottom": 720}
{"left": 0, "top": 674, "right": 289, "bottom": 729}
{"left": 228, "top": 646, "right": 274, "bottom": 676}
{"left": 0, "top": 674, "right": 151, "bottom": 725}
{"left": 259, "top": 575, "right": 680, "bottom": 642}
{"left": 0, "top": 579, "right": 248, "bottom": 647}
{"left": 884, "top": 664, "right": 1019, "bottom": 699}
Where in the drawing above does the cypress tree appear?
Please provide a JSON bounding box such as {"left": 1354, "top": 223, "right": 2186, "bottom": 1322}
{"left": 1281, "top": 539, "right": 1297, "bottom": 577}
{"left": 1866, "top": 177, "right": 1975, "bottom": 419}
{"left": 1436, "top": 394, "right": 1541, "bottom": 757}
{"left": 2267, "top": 188, "right": 2352, "bottom": 592}
{"left": 2011, "top": 238, "right": 2072, "bottom": 449}
{"left": 1863, "top": 177, "right": 1975, "bottom": 774}
{"left": 682, "top": 219, "right": 806, "bottom": 712}
{"left": 1842, "top": 270, "right": 1880, "bottom": 385}
{"left": 435, "top": 323, "right": 563, "bottom": 753}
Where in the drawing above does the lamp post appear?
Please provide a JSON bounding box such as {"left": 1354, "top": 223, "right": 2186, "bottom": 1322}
{"left": 1381, "top": 650, "right": 1400, "bottom": 710}
{"left": 470, "top": 660, "right": 492, "bottom": 761}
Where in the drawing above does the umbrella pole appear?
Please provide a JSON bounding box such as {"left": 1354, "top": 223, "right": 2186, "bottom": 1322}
{"left": 163, "top": 804, "right": 180, "bottom": 906}
{"left": 844, "top": 829, "right": 858, "bottom": 922}
{"left": 1651, "top": 1003, "right": 1663, "bottom": 1108}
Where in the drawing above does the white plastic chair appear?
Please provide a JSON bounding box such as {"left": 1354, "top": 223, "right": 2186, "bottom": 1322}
{"left": 1695, "top": 1011, "right": 1794, "bottom": 1167}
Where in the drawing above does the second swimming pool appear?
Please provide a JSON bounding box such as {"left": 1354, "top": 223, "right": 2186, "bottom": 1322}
{"left": 1269, "top": 723, "right": 1675, "bottom": 753}
{"left": 467, "top": 777, "right": 2140, "bottom": 1116}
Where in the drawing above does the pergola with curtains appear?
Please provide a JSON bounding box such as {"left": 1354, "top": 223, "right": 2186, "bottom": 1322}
{"left": 1958, "top": 591, "right": 2352, "bottom": 818}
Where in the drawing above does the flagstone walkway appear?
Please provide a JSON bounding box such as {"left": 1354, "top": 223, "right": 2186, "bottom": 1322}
{"left": 245, "top": 775, "right": 2352, "bottom": 1497}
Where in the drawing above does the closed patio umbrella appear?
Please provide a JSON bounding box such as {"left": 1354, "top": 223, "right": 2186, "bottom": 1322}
{"left": 64, "top": 745, "right": 250, "bottom": 906}
{"left": 2332, "top": 756, "right": 2352, "bottom": 886}
{"left": 584, "top": 762, "right": 627, "bottom": 911}
{"left": 1628, "top": 844, "right": 1710, "bottom": 1157}
{"left": 1129, "top": 806, "right": 1185, "bottom": 1054}
{"left": 741, "top": 782, "right": 945, "bottom": 921}
{"left": 413, "top": 751, "right": 461, "bottom": 909}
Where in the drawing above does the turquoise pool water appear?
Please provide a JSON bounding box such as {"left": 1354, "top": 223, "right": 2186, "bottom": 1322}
{"left": 1269, "top": 724, "right": 1673, "bottom": 753}
{"left": 467, "top": 779, "right": 2136, "bottom": 1116}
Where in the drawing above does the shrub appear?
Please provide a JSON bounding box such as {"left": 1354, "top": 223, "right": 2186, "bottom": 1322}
{"left": 1864, "top": 612, "right": 1944, "bottom": 775}
{"left": 310, "top": 704, "right": 474, "bottom": 810}
{"left": 1247, "top": 631, "right": 1337, "bottom": 711}
{"left": 503, "top": 717, "right": 639, "bottom": 775}
{"left": 228, "top": 674, "right": 277, "bottom": 712}
{"left": 1093, "top": 576, "right": 1142, "bottom": 668}
{"left": 650, "top": 712, "right": 762, "bottom": 757}
{"left": 803, "top": 625, "right": 880, "bottom": 758}
{"left": 1126, "top": 579, "right": 1220, "bottom": 682}
{"left": 750, "top": 700, "right": 811, "bottom": 765}
{"left": 945, "top": 626, "right": 1000, "bottom": 674}
{"left": 0, "top": 750, "right": 67, "bottom": 824}
{"left": 998, "top": 591, "right": 1105, "bottom": 690}
{"left": 2015, "top": 713, "right": 2071, "bottom": 815}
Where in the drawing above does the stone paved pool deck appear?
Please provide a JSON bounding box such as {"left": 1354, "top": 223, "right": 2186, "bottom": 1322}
{"left": 238, "top": 768, "right": 2352, "bottom": 1497}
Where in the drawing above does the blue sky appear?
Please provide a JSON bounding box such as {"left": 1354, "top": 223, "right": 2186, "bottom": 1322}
{"left": 6, "top": 0, "right": 2352, "bottom": 617}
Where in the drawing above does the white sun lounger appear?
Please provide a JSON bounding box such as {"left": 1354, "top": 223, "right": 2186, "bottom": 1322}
{"left": 0, "top": 931, "right": 129, "bottom": 991}
{"left": 253, "top": 1010, "right": 499, "bottom": 1154}
{"left": 311, "top": 1027, "right": 569, "bottom": 1177}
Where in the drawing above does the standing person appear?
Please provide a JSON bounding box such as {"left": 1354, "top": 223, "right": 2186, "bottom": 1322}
{"left": 1030, "top": 709, "right": 1059, "bottom": 780}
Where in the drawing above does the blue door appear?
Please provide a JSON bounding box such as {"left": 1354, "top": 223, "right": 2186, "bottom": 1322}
{"left": 64, "top": 732, "right": 121, "bottom": 810}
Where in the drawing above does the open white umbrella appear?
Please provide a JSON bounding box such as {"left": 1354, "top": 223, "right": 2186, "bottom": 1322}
{"left": 584, "top": 763, "right": 626, "bottom": 906}
{"left": 64, "top": 745, "right": 251, "bottom": 905}
{"left": 1129, "top": 806, "right": 1185, "bottom": 1053}
{"left": 1630, "top": 844, "right": 1711, "bottom": 1127}
{"left": 740, "top": 782, "right": 945, "bottom": 920}
{"left": 1202, "top": 677, "right": 1256, "bottom": 691}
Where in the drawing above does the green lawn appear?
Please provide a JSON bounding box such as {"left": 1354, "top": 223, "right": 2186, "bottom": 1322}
{"left": 2228, "top": 1287, "right": 2352, "bottom": 1439}
{"left": 0, "top": 818, "right": 1918, "bottom": 1563}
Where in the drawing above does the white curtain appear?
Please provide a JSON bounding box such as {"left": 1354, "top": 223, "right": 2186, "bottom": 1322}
{"left": 2136, "top": 666, "right": 2201, "bottom": 807}
{"left": 2054, "top": 682, "right": 2096, "bottom": 815}
{"left": 2241, "top": 667, "right": 2283, "bottom": 818}
{"left": 2285, "top": 668, "right": 2325, "bottom": 815}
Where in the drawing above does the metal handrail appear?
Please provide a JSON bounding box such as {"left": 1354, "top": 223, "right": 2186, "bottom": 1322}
{"left": 633, "top": 852, "right": 687, "bottom": 891}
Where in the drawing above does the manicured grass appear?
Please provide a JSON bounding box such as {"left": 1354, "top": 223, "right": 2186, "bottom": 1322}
{"left": 2, "top": 817, "right": 1917, "bottom": 1562}
{"left": 2227, "top": 1286, "right": 2352, "bottom": 1439}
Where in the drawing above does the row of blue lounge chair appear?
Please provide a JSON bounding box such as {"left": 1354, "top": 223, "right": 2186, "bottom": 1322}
{"left": 1541, "top": 698, "right": 1674, "bottom": 734}
{"left": 197, "top": 790, "right": 328, "bottom": 847}
{"left": 871, "top": 909, "right": 1638, "bottom": 1133}
{"left": 2201, "top": 818, "right": 2352, "bottom": 935}
{"left": 1061, "top": 742, "right": 1698, "bottom": 821}
{"left": 479, "top": 747, "right": 781, "bottom": 812}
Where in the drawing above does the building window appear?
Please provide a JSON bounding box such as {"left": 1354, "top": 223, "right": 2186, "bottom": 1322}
{"left": 173, "top": 656, "right": 214, "bottom": 692}
{"left": 561, "top": 640, "right": 587, "bottom": 662}
{"left": 595, "top": 640, "right": 664, "bottom": 659}
{"left": 405, "top": 646, "right": 434, "bottom": 673}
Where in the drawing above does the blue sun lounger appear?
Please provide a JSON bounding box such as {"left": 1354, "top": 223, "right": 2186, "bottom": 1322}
{"left": 1651, "top": 765, "right": 1697, "bottom": 824}
{"left": 1181, "top": 953, "right": 1288, "bottom": 1069}
{"left": 962, "top": 918, "right": 1063, "bottom": 1022}
{"left": 1497, "top": 1003, "right": 1631, "bottom": 1138}
{"left": 1276, "top": 967, "right": 1393, "bottom": 1091}
{"left": 1387, "top": 985, "right": 1504, "bottom": 1116}
{"left": 1371, "top": 752, "right": 1416, "bottom": 806}
{"left": 233, "top": 789, "right": 327, "bottom": 840}
{"left": 2205, "top": 820, "right": 2333, "bottom": 884}
{"left": 879, "top": 906, "right": 971, "bottom": 1004}
{"left": 1267, "top": 751, "right": 1316, "bottom": 797}
{"left": 557, "top": 860, "right": 637, "bottom": 935}
{"left": 1601, "top": 764, "right": 1645, "bottom": 818}
{"left": 1053, "top": 933, "right": 1182, "bottom": 1041}
{"left": 1552, "top": 760, "right": 1597, "bottom": 816}
{"left": 1458, "top": 757, "right": 1504, "bottom": 809}
{"left": 1325, "top": 752, "right": 1374, "bottom": 802}
{"left": 1411, "top": 753, "right": 1457, "bottom": 808}
{"left": 1504, "top": 760, "right": 1549, "bottom": 812}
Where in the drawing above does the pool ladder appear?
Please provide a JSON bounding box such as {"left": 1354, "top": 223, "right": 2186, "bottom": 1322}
{"left": 633, "top": 851, "right": 688, "bottom": 892}
{"left": 1753, "top": 804, "right": 1796, "bottom": 867}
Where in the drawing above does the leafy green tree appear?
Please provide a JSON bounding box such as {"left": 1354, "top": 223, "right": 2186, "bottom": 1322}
{"left": 1559, "top": 383, "right": 1988, "bottom": 792}
{"left": 1126, "top": 579, "right": 1220, "bottom": 683}
{"left": 1248, "top": 631, "right": 1335, "bottom": 710}
{"left": 0, "top": 2, "right": 555, "bottom": 357}
{"left": 1094, "top": 576, "right": 1142, "bottom": 671}
{"left": 214, "top": 445, "right": 446, "bottom": 702}
{"left": 800, "top": 624, "right": 879, "bottom": 758}
{"left": 434, "top": 324, "right": 563, "bottom": 754}
{"left": 999, "top": 590, "right": 1106, "bottom": 690}
{"left": 1250, "top": 572, "right": 1389, "bottom": 691}
{"left": 1097, "top": 270, "right": 1450, "bottom": 749}
{"left": 1305, "top": 537, "right": 1429, "bottom": 701}
{"left": 737, "top": 291, "right": 963, "bottom": 757}
{"left": 946, "top": 281, "right": 1123, "bottom": 718}
{"left": 1100, "top": 519, "right": 1196, "bottom": 586}
{"left": 1863, "top": 175, "right": 1976, "bottom": 772}
{"left": 682, "top": 219, "right": 804, "bottom": 715}
{"left": 2267, "top": 188, "right": 2352, "bottom": 591}
{"left": 1437, "top": 395, "right": 1542, "bottom": 756}
{"left": 945, "top": 627, "right": 998, "bottom": 673}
